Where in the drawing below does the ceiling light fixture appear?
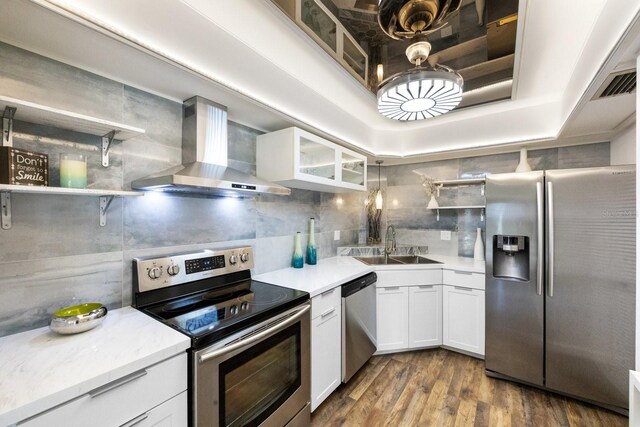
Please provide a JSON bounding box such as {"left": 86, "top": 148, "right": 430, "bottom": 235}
{"left": 377, "top": 41, "right": 463, "bottom": 121}
{"left": 375, "top": 160, "right": 383, "bottom": 209}
{"left": 377, "top": 0, "right": 464, "bottom": 121}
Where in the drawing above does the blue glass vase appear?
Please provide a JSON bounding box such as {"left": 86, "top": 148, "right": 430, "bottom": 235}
{"left": 292, "top": 232, "right": 304, "bottom": 268}
{"left": 306, "top": 217, "right": 317, "bottom": 265}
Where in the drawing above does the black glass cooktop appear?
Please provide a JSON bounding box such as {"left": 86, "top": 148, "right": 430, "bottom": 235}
{"left": 141, "top": 279, "right": 308, "bottom": 348}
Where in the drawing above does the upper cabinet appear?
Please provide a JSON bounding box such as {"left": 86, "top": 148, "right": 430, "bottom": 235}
{"left": 257, "top": 127, "right": 367, "bottom": 193}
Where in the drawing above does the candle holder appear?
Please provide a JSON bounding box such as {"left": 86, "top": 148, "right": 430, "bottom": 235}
{"left": 60, "top": 153, "right": 87, "bottom": 189}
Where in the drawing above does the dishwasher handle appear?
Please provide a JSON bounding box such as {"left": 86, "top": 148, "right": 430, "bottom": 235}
{"left": 341, "top": 272, "right": 377, "bottom": 298}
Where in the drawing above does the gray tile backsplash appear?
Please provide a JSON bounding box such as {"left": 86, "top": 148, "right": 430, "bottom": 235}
{"left": 0, "top": 41, "right": 612, "bottom": 336}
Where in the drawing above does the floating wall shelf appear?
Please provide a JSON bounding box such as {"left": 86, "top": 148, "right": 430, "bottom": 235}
{"left": 0, "top": 185, "right": 143, "bottom": 229}
{"left": 0, "top": 95, "right": 147, "bottom": 230}
{"left": 428, "top": 205, "right": 486, "bottom": 222}
{"left": 0, "top": 95, "right": 145, "bottom": 166}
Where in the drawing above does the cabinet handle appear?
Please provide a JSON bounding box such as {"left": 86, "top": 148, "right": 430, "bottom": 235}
{"left": 320, "top": 288, "right": 335, "bottom": 296}
{"left": 418, "top": 285, "right": 434, "bottom": 289}
{"left": 89, "top": 369, "right": 148, "bottom": 398}
{"left": 454, "top": 286, "right": 474, "bottom": 291}
{"left": 383, "top": 286, "right": 400, "bottom": 290}
{"left": 453, "top": 270, "right": 473, "bottom": 275}
{"left": 120, "top": 414, "right": 149, "bottom": 427}
{"left": 320, "top": 308, "right": 336, "bottom": 318}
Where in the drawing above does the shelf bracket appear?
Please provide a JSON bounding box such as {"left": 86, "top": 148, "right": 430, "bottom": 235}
{"left": 2, "top": 106, "right": 16, "bottom": 147}
{"left": 101, "top": 130, "right": 116, "bottom": 167}
{"left": 436, "top": 209, "right": 440, "bottom": 221}
{"left": 1, "top": 192, "right": 11, "bottom": 229}
{"left": 99, "top": 196, "right": 114, "bottom": 227}
{"left": 481, "top": 208, "right": 485, "bottom": 222}
{"left": 480, "top": 183, "right": 485, "bottom": 196}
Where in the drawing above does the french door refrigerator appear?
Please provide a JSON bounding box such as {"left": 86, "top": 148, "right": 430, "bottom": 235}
{"left": 485, "top": 165, "right": 635, "bottom": 412}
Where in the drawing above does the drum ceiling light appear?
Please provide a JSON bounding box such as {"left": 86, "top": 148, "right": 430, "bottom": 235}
{"left": 377, "top": 0, "right": 464, "bottom": 121}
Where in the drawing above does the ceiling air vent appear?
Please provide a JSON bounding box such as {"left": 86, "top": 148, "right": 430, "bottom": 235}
{"left": 592, "top": 69, "right": 636, "bottom": 99}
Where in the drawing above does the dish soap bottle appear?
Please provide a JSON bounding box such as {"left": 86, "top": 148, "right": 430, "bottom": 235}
{"left": 307, "top": 218, "right": 317, "bottom": 265}
{"left": 293, "top": 232, "right": 304, "bottom": 268}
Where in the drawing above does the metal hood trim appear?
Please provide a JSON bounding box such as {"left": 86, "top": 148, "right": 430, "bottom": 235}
{"left": 131, "top": 162, "right": 291, "bottom": 197}
{"left": 131, "top": 96, "right": 291, "bottom": 197}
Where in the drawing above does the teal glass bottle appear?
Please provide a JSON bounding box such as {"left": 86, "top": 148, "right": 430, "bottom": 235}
{"left": 292, "top": 232, "right": 304, "bottom": 268}
{"left": 306, "top": 217, "right": 317, "bottom": 265}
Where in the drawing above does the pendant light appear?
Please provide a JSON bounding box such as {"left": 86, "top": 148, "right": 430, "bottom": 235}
{"left": 375, "top": 160, "right": 383, "bottom": 210}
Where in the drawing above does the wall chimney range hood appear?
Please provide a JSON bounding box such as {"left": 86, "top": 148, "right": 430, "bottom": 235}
{"left": 131, "top": 96, "right": 291, "bottom": 197}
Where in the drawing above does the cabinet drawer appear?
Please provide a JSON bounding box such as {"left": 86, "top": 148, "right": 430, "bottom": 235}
{"left": 123, "top": 391, "right": 188, "bottom": 427}
{"left": 20, "top": 353, "right": 187, "bottom": 426}
{"left": 311, "top": 287, "right": 341, "bottom": 319}
{"left": 443, "top": 269, "right": 485, "bottom": 290}
{"left": 376, "top": 269, "right": 442, "bottom": 287}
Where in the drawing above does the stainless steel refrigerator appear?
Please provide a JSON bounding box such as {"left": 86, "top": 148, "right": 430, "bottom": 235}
{"left": 485, "top": 165, "right": 635, "bottom": 412}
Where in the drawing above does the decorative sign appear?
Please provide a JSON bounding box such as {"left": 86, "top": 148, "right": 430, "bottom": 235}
{"left": 0, "top": 147, "right": 49, "bottom": 186}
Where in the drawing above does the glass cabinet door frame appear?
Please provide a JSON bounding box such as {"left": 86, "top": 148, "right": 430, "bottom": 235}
{"left": 292, "top": 127, "right": 367, "bottom": 191}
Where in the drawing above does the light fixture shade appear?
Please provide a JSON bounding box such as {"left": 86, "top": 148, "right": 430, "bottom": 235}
{"left": 377, "top": 68, "right": 463, "bottom": 121}
{"left": 375, "top": 189, "right": 383, "bottom": 209}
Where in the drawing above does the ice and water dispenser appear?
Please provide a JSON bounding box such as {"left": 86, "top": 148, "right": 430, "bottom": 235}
{"left": 492, "top": 235, "right": 529, "bottom": 281}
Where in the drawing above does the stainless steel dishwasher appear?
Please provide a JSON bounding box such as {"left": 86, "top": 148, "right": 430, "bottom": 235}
{"left": 341, "top": 272, "right": 377, "bottom": 383}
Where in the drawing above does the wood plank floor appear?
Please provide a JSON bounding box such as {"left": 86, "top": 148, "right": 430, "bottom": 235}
{"left": 311, "top": 348, "right": 627, "bottom": 427}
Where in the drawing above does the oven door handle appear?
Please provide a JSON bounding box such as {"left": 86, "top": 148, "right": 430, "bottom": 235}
{"left": 198, "top": 304, "right": 310, "bottom": 364}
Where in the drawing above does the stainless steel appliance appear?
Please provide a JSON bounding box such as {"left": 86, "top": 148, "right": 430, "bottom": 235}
{"left": 133, "top": 247, "right": 310, "bottom": 426}
{"left": 341, "top": 273, "right": 377, "bottom": 383}
{"left": 132, "top": 96, "right": 291, "bottom": 197}
{"left": 485, "top": 165, "right": 636, "bottom": 413}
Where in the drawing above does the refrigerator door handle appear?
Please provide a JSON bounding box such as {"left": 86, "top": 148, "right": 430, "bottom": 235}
{"left": 547, "top": 181, "right": 554, "bottom": 297}
{"left": 536, "top": 182, "right": 543, "bottom": 296}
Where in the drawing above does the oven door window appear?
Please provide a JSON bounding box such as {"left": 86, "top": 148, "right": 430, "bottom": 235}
{"left": 219, "top": 323, "right": 301, "bottom": 427}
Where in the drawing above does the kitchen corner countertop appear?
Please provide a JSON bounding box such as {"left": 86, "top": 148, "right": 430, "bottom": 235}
{"left": 253, "top": 255, "right": 485, "bottom": 297}
{"left": 0, "top": 306, "right": 190, "bottom": 426}
{"left": 253, "top": 256, "right": 374, "bottom": 297}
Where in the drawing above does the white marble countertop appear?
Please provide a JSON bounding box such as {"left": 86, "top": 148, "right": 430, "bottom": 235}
{"left": 253, "top": 255, "right": 484, "bottom": 297}
{"left": 253, "top": 256, "right": 374, "bottom": 297}
{"left": 0, "top": 306, "right": 190, "bottom": 426}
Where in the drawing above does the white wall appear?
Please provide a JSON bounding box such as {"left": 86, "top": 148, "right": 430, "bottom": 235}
{"left": 611, "top": 123, "right": 636, "bottom": 165}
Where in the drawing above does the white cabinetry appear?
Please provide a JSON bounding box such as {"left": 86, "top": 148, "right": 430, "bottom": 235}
{"left": 442, "top": 270, "right": 485, "bottom": 356}
{"left": 376, "top": 286, "right": 409, "bottom": 351}
{"left": 310, "top": 287, "right": 342, "bottom": 412}
{"left": 375, "top": 269, "right": 442, "bottom": 353}
{"left": 19, "top": 353, "right": 187, "bottom": 427}
{"left": 409, "top": 285, "right": 442, "bottom": 348}
{"left": 257, "top": 127, "right": 367, "bottom": 193}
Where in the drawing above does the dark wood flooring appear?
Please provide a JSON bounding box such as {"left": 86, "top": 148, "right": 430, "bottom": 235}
{"left": 310, "top": 348, "right": 627, "bottom": 426}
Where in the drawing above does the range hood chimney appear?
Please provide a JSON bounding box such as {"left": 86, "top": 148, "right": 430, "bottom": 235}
{"left": 132, "top": 96, "right": 291, "bottom": 197}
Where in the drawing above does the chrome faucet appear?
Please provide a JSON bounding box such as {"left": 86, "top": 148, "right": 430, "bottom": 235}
{"left": 385, "top": 225, "right": 396, "bottom": 255}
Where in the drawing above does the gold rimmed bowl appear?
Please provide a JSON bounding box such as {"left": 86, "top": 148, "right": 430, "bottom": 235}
{"left": 49, "top": 303, "right": 108, "bottom": 335}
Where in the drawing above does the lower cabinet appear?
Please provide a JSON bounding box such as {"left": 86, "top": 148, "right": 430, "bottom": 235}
{"left": 19, "top": 353, "right": 188, "bottom": 426}
{"left": 376, "top": 269, "right": 443, "bottom": 353}
{"left": 310, "top": 288, "right": 342, "bottom": 412}
{"left": 442, "top": 285, "right": 485, "bottom": 356}
{"left": 376, "top": 286, "right": 409, "bottom": 351}
{"left": 408, "top": 285, "right": 442, "bottom": 348}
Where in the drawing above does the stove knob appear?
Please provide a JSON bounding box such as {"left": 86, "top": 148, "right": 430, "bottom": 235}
{"left": 240, "top": 302, "right": 248, "bottom": 311}
{"left": 240, "top": 253, "right": 249, "bottom": 263}
{"left": 167, "top": 264, "right": 180, "bottom": 276}
{"left": 229, "top": 305, "right": 238, "bottom": 315}
{"left": 148, "top": 267, "right": 162, "bottom": 280}
{"left": 229, "top": 255, "right": 238, "bottom": 265}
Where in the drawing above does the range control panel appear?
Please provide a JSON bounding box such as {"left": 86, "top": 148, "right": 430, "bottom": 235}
{"left": 134, "top": 247, "right": 254, "bottom": 293}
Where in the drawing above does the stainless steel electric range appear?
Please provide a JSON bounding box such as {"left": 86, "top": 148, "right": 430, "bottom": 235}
{"left": 133, "top": 247, "right": 311, "bottom": 427}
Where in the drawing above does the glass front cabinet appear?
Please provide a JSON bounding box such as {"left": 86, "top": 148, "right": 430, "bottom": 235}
{"left": 257, "top": 127, "right": 367, "bottom": 192}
